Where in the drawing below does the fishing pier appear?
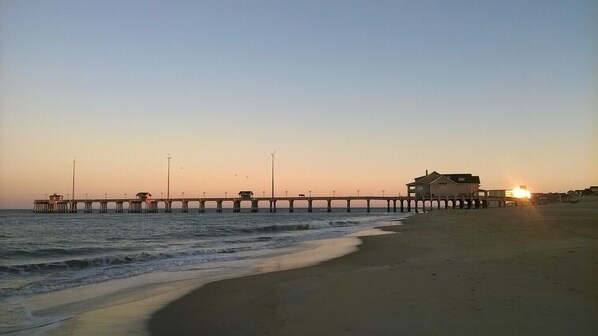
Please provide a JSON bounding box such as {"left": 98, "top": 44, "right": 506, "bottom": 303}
{"left": 33, "top": 193, "right": 515, "bottom": 214}
{"left": 33, "top": 171, "right": 524, "bottom": 214}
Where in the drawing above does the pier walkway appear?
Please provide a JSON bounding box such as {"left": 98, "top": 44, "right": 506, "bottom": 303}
{"left": 33, "top": 195, "right": 517, "bottom": 214}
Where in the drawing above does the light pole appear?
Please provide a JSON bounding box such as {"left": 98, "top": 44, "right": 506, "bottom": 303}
{"left": 203, "top": 192, "right": 206, "bottom": 198}
{"left": 309, "top": 190, "right": 312, "bottom": 197}
{"left": 270, "top": 151, "right": 276, "bottom": 198}
{"left": 333, "top": 190, "right": 335, "bottom": 197}
{"left": 285, "top": 191, "right": 288, "bottom": 197}
{"left": 167, "top": 154, "right": 172, "bottom": 201}
{"left": 262, "top": 191, "right": 265, "bottom": 197}
{"left": 382, "top": 190, "right": 385, "bottom": 197}
{"left": 71, "top": 157, "right": 76, "bottom": 201}
{"left": 225, "top": 191, "right": 228, "bottom": 198}
{"left": 124, "top": 193, "right": 127, "bottom": 199}
{"left": 105, "top": 193, "right": 107, "bottom": 199}
{"left": 357, "top": 190, "right": 360, "bottom": 197}
{"left": 182, "top": 191, "right": 185, "bottom": 199}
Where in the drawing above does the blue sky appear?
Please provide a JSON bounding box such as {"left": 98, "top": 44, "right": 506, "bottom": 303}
{"left": 1, "top": 0, "right": 596, "bottom": 207}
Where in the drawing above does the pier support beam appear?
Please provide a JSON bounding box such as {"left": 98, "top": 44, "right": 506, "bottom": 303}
{"left": 393, "top": 200, "right": 397, "bottom": 213}
{"left": 200, "top": 201, "right": 206, "bottom": 213}
{"left": 217, "top": 201, "right": 223, "bottom": 213}
{"left": 100, "top": 201, "right": 108, "bottom": 213}
{"left": 233, "top": 200, "right": 241, "bottom": 213}
{"left": 115, "top": 202, "right": 123, "bottom": 213}
{"left": 289, "top": 200, "right": 294, "bottom": 213}
{"left": 400, "top": 199, "right": 404, "bottom": 213}
{"left": 346, "top": 199, "right": 351, "bottom": 212}
{"left": 308, "top": 200, "right": 313, "bottom": 213}
{"left": 146, "top": 202, "right": 157, "bottom": 213}
{"left": 386, "top": 200, "right": 390, "bottom": 213}
{"left": 367, "top": 199, "right": 371, "bottom": 213}
{"left": 326, "top": 199, "right": 331, "bottom": 212}
{"left": 251, "top": 200, "right": 259, "bottom": 213}
{"left": 182, "top": 201, "right": 189, "bottom": 213}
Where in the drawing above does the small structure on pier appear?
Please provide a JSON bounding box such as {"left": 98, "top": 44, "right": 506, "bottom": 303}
{"left": 136, "top": 192, "right": 152, "bottom": 201}
{"left": 129, "top": 192, "right": 155, "bottom": 213}
{"left": 238, "top": 191, "right": 254, "bottom": 200}
{"left": 49, "top": 193, "right": 64, "bottom": 202}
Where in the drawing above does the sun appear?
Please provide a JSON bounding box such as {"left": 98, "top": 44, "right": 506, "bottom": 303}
{"left": 512, "top": 186, "right": 531, "bottom": 199}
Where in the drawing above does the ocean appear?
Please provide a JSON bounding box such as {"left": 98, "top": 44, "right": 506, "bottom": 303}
{"left": 0, "top": 208, "right": 408, "bottom": 335}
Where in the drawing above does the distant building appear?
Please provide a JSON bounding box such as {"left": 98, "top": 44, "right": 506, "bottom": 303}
{"left": 407, "top": 171, "right": 481, "bottom": 198}
{"left": 238, "top": 191, "right": 254, "bottom": 200}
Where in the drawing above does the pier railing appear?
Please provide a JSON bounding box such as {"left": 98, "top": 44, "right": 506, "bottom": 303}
{"left": 33, "top": 194, "right": 518, "bottom": 214}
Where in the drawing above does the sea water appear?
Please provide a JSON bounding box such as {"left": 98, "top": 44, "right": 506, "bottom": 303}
{"left": 0, "top": 208, "right": 407, "bottom": 334}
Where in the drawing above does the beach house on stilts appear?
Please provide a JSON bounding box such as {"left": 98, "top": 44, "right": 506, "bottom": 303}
{"left": 407, "top": 171, "right": 486, "bottom": 209}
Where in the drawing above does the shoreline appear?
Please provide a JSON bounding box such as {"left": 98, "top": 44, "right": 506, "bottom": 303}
{"left": 9, "top": 217, "right": 403, "bottom": 335}
{"left": 149, "top": 199, "right": 598, "bottom": 335}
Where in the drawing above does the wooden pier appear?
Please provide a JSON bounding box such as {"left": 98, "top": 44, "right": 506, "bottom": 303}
{"left": 32, "top": 194, "right": 516, "bottom": 214}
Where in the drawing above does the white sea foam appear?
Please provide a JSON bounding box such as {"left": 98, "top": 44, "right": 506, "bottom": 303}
{"left": 0, "top": 210, "right": 409, "bottom": 334}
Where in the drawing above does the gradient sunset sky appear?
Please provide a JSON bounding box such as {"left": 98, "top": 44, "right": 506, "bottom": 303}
{"left": 1, "top": 0, "right": 596, "bottom": 208}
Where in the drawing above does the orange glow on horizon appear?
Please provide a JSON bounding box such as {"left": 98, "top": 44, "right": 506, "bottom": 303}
{"left": 512, "top": 186, "right": 531, "bottom": 199}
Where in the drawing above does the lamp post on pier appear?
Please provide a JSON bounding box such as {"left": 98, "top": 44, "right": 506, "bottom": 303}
{"left": 71, "top": 157, "right": 76, "bottom": 201}
{"left": 166, "top": 155, "right": 172, "bottom": 201}
{"left": 270, "top": 151, "right": 276, "bottom": 198}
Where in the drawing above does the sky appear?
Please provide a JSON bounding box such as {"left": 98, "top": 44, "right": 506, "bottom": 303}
{"left": 0, "top": 0, "right": 596, "bottom": 208}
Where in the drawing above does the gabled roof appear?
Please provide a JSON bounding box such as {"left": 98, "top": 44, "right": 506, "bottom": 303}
{"left": 409, "top": 171, "right": 442, "bottom": 185}
{"left": 429, "top": 175, "right": 457, "bottom": 184}
{"left": 408, "top": 171, "right": 480, "bottom": 186}
{"left": 238, "top": 191, "right": 254, "bottom": 194}
{"left": 445, "top": 174, "right": 480, "bottom": 184}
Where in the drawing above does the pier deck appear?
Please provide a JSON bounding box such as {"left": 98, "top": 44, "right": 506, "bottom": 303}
{"left": 33, "top": 195, "right": 518, "bottom": 214}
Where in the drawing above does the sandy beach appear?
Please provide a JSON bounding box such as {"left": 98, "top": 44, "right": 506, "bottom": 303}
{"left": 149, "top": 198, "right": 598, "bottom": 335}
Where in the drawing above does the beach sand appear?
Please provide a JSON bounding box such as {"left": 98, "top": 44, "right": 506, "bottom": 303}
{"left": 149, "top": 199, "right": 598, "bottom": 335}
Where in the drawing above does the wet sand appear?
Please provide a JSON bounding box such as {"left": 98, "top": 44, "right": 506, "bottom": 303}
{"left": 149, "top": 199, "right": 598, "bottom": 335}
